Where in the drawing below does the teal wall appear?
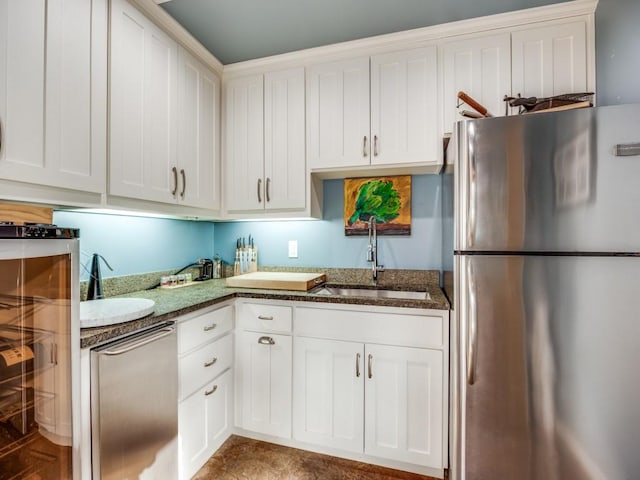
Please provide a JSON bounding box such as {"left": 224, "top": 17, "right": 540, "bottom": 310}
{"left": 214, "top": 175, "right": 443, "bottom": 270}
{"left": 52, "top": 211, "right": 215, "bottom": 281}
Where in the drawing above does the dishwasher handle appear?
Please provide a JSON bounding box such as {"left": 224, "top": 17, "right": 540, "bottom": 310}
{"left": 101, "top": 326, "right": 175, "bottom": 356}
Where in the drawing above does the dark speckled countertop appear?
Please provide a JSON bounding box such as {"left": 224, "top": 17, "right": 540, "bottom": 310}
{"left": 80, "top": 276, "right": 450, "bottom": 349}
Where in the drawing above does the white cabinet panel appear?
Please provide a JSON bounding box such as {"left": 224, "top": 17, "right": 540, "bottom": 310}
{"left": 512, "top": 21, "right": 587, "bottom": 100}
{"left": 371, "top": 46, "right": 439, "bottom": 165}
{"left": 306, "top": 57, "right": 370, "bottom": 169}
{"left": 364, "top": 344, "right": 443, "bottom": 467}
{"left": 293, "top": 337, "right": 364, "bottom": 453}
{"left": 224, "top": 74, "right": 264, "bottom": 212}
{"left": 238, "top": 331, "right": 292, "bottom": 438}
{"left": 264, "top": 67, "right": 306, "bottom": 210}
{"left": 177, "top": 47, "right": 220, "bottom": 209}
{"left": 0, "top": 0, "right": 105, "bottom": 192}
{"left": 179, "top": 369, "right": 232, "bottom": 480}
{"left": 442, "top": 33, "right": 511, "bottom": 133}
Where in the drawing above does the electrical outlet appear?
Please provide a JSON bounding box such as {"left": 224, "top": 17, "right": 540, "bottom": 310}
{"left": 288, "top": 240, "right": 298, "bottom": 258}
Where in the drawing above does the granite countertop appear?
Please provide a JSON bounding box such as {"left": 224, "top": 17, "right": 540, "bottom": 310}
{"left": 80, "top": 276, "right": 450, "bottom": 349}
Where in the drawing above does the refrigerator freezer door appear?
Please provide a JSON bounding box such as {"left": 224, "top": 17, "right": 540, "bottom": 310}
{"left": 455, "top": 103, "right": 640, "bottom": 253}
{"left": 456, "top": 254, "right": 640, "bottom": 480}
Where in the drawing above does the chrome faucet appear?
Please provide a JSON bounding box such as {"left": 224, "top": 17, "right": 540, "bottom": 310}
{"left": 367, "top": 216, "right": 384, "bottom": 284}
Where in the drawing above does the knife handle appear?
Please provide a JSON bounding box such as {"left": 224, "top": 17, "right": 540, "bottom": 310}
{"left": 257, "top": 178, "right": 262, "bottom": 203}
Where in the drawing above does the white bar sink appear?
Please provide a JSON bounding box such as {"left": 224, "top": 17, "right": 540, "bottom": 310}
{"left": 80, "top": 298, "right": 155, "bottom": 328}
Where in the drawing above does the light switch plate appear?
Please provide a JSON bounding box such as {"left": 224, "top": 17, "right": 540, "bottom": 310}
{"left": 288, "top": 240, "right": 298, "bottom": 258}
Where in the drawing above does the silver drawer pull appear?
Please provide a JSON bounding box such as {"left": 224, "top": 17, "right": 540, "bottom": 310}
{"left": 258, "top": 315, "right": 273, "bottom": 321}
{"left": 614, "top": 142, "right": 640, "bottom": 156}
{"left": 204, "top": 357, "right": 218, "bottom": 367}
{"left": 204, "top": 385, "right": 218, "bottom": 396}
{"left": 356, "top": 353, "right": 361, "bottom": 378}
{"left": 203, "top": 323, "right": 217, "bottom": 332}
{"left": 258, "top": 336, "right": 275, "bottom": 345}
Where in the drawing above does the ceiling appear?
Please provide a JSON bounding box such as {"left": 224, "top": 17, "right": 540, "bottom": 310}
{"left": 160, "top": 0, "right": 570, "bottom": 65}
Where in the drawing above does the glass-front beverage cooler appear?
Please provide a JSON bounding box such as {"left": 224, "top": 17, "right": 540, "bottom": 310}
{"left": 0, "top": 224, "right": 79, "bottom": 480}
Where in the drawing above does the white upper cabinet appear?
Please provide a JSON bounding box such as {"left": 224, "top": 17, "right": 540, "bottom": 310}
{"left": 370, "top": 47, "right": 439, "bottom": 166}
{"left": 109, "top": 0, "right": 177, "bottom": 204}
{"left": 307, "top": 47, "right": 440, "bottom": 171}
{"left": 511, "top": 21, "right": 588, "bottom": 100}
{"left": 224, "top": 67, "right": 305, "bottom": 213}
{"left": 306, "top": 57, "right": 370, "bottom": 169}
{"left": 110, "top": 0, "right": 220, "bottom": 209}
{"left": 0, "top": 0, "right": 106, "bottom": 193}
{"left": 177, "top": 47, "right": 221, "bottom": 210}
{"left": 442, "top": 33, "right": 511, "bottom": 133}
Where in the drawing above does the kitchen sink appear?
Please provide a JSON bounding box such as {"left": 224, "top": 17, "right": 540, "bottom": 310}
{"left": 311, "top": 286, "right": 430, "bottom": 301}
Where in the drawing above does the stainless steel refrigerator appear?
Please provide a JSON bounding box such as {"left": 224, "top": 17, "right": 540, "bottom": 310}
{"left": 449, "top": 103, "right": 640, "bottom": 480}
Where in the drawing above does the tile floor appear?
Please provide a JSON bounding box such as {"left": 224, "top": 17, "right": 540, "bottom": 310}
{"left": 194, "top": 435, "right": 441, "bottom": 480}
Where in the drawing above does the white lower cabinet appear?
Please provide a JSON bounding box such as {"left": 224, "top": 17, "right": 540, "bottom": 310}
{"left": 177, "top": 303, "right": 234, "bottom": 479}
{"left": 364, "top": 344, "right": 443, "bottom": 467}
{"left": 237, "top": 331, "right": 292, "bottom": 438}
{"left": 292, "top": 337, "right": 364, "bottom": 453}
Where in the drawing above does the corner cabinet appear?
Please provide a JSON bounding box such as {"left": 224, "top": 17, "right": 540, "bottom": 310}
{"left": 224, "top": 68, "right": 306, "bottom": 214}
{"left": 307, "top": 47, "right": 440, "bottom": 172}
{"left": 109, "top": 0, "right": 221, "bottom": 209}
{"left": 0, "top": 0, "right": 106, "bottom": 194}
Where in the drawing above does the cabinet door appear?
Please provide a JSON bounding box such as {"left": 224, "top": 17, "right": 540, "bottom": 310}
{"left": 293, "top": 337, "right": 364, "bottom": 453}
{"left": 442, "top": 33, "right": 511, "bottom": 133}
{"left": 109, "top": 0, "right": 177, "bottom": 203}
{"left": 364, "top": 344, "right": 443, "bottom": 468}
{"left": 264, "top": 67, "right": 306, "bottom": 210}
{"left": 371, "top": 46, "right": 439, "bottom": 165}
{"left": 177, "top": 47, "right": 220, "bottom": 209}
{"left": 512, "top": 21, "right": 587, "bottom": 100}
{"left": 306, "top": 57, "right": 370, "bottom": 169}
{"left": 238, "top": 331, "right": 291, "bottom": 438}
{"left": 0, "top": 0, "right": 105, "bottom": 192}
{"left": 224, "top": 74, "right": 264, "bottom": 212}
{"left": 179, "top": 369, "right": 232, "bottom": 480}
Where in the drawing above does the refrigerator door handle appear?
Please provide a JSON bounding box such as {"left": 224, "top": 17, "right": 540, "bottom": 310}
{"left": 467, "top": 260, "right": 478, "bottom": 385}
{"left": 467, "top": 129, "right": 477, "bottom": 248}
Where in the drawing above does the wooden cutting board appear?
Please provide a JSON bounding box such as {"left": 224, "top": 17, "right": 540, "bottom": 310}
{"left": 226, "top": 272, "right": 326, "bottom": 291}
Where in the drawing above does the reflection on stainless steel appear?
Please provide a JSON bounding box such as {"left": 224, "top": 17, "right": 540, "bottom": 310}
{"left": 91, "top": 324, "right": 178, "bottom": 480}
{"left": 451, "top": 104, "right": 640, "bottom": 480}
{"left": 312, "top": 287, "right": 430, "bottom": 300}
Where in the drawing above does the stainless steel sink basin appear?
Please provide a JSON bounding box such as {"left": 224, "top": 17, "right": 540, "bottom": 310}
{"left": 312, "top": 287, "right": 430, "bottom": 301}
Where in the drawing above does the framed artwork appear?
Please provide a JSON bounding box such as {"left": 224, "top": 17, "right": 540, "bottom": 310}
{"left": 344, "top": 175, "right": 411, "bottom": 236}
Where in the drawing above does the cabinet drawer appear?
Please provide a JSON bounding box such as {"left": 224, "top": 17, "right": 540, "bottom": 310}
{"left": 179, "top": 334, "right": 233, "bottom": 400}
{"left": 178, "top": 305, "right": 233, "bottom": 354}
{"left": 296, "top": 306, "right": 445, "bottom": 349}
{"left": 237, "top": 302, "right": 292, "bottom": 333}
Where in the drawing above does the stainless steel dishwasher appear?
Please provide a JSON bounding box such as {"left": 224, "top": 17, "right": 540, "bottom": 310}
{"left": 91, "top": 323, "right": 177, "bottom": 480}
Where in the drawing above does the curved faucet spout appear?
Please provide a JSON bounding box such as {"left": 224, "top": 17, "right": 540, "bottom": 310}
{"left": 367, "top": 217, "right": 384, "bottom": 284}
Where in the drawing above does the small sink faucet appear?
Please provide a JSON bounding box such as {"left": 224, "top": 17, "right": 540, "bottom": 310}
{"left": 367, "top": 217, "right": 384, "bottom": 284}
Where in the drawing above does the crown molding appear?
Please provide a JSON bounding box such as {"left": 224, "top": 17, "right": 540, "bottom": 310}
{"left": 224, "top": 0, "right": 598, "bottom": 76}
{"left": 129, "top": 0, "right": 224, "bottom": 75}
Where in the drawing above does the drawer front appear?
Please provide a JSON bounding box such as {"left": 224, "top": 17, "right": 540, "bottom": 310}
{"left": 296, "top": 306, "right": 445, "bottom": 349}
{"left": 179, "top": 334, "right": 233, "bottom": 400}
{"left": 178, "top": 305, "right": 233, "bottom": 354}
{"left": 237, "top": 302, "right": 292, "bottom": 333}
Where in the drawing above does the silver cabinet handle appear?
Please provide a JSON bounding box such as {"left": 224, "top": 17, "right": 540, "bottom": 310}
{"left": 203, "top": 323, "right": 217, "bottom": 332}
{"left": 171, "top": 167, "right": 178, "bottom": 196}
{"left": 180, "top": 169, "right": 186, "bottom": 198}
{"left": 363, "top": 136, "right": 368, "bottom": 157}
{"left": 257, "top": 315, "right": 273, "bottom": 321}
{"left": 257, "top": 178, "right": 262, "bottom": 203}
{"left": 204, "top": 385, "right": 218, "bottom": 396}
{"left": 102, "top": 326, "right": 175, "bottom": 356}
{"left": 356, "top": 353, "right": 361, "bottom": 378}
{"left": 367, "top": 354, "right": 373, "bottom": 379}
{"left": 467, "top": 260, "right": 478, "bottom": 385}
{"left": 258, "top": 336, "right": 275, "bottom": 345}
{"left": 614, "top": 143, "right": 640, "bottom": 156}
{"left": 204, "top": 357, "right": 218, "bottom": 367}
{"left": 373, "top": 135, "right": 379, "bottom": 156}
{"left": 266, "top": 177, "right": 271, "bottom": 202}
